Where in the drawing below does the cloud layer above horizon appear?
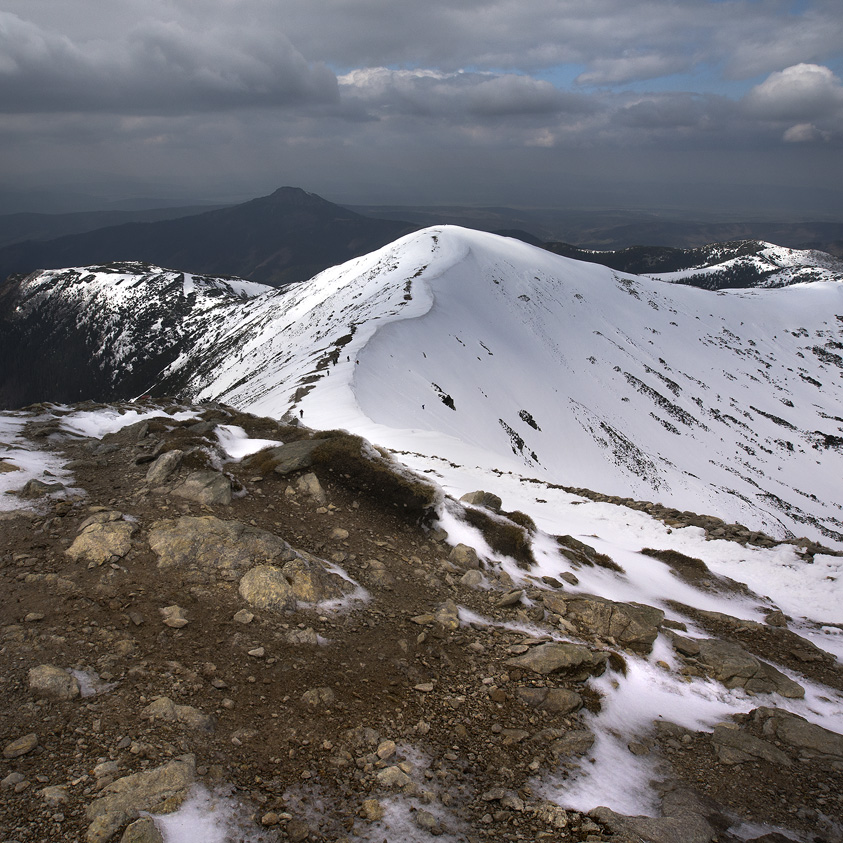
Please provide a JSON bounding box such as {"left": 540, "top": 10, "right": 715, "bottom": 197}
{"left": 1, "top": 0, "right": 841, "bottom": 210}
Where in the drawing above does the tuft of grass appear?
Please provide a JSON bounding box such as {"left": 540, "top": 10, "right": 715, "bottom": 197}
{"left": 461, "top": 507, "right": 536, "bottom": 569}
{"left": 556, "top": 535, "right": 625, "bottom": 573}
{"left": 504, "top": 510, "right": 537, "bottom": 533}
{"left": 310, "top": 431, "right": 440, "bottom": 519}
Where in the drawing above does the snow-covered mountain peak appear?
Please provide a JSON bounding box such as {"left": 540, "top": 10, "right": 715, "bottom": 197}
{"left": 3, "top": 227, "right": 842, "bottom": 547}
{"left": 139, "top": 225, "right": 843, "bottom": 547}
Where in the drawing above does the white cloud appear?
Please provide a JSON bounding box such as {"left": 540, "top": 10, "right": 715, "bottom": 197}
{"left": 339, "top": 67, "right": 590, "bottom": 119}
{"left": 782, "top": 122, "right": 831, "bottom": 143}
{"left": 743, "top": 63, "right": 843, "bottom": 122}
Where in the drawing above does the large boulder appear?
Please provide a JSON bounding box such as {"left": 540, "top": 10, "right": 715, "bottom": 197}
{"left": 590, "top": 787, "right": 727, "bottom": 843}
{"left": 459, "top": 490, "right": 502, "bottom": 513}
{"left": 710, "top": 724, "right": 791, "bottom": 766}
{"left": 148, "top": 516, "right": 297, "bottom": 573}
{"left": 239, "top": 554, "right": 352, "bottom": 612}
{"left": 141, "top": 697, "right": 213, "bottom": 732}
{"left": 144, "top": 450, "right": 183, "bottom": 485}
{"left": 241, "top": 439, "right": 327, "bottom": 476}
{"left": 545, "top": 592, "right": 664, "bottom": 654}
{"left": 85, "top": 755, "right": 195, "bottom": 843}
{"left": 506, "top": 642, "right": 607, "bottom": 680}
{"left": 516, "top": 687, "right": 582, "bottom": 714}
{"left": 67, "top": 513, "right": 137, "bottom": 566}
{"left": 172, "top": 470, "right": 232, "bottom": 505}
{"left": 28, "top": 664, "right": 81, "bottom": 700}
{"left": 753, "top": 707, "right": 843, "bottom": 763}
{"left": 695, "top": 639, "right": 804, "bottom": 698}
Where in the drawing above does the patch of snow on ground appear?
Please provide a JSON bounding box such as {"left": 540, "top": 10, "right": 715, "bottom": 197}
{"left": 59, "top": 406, "right": 197, "bottom": 439}
{"left": 215, "top": 424, "right": 283, "bottom": 461}
{"left": 154, "top": 785, "right": 263, "bottom": 843}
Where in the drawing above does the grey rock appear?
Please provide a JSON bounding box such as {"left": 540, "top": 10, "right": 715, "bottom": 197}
{"left": 296, "top": 472, "right": 326, "bottom": 504}
{"left": 39, "top": 785, "right": 69, "bottom": 805}
{"left": 414, "top": 809, "right": 442, "bottom": 835}
{"left": 549, "top": 592, "right": 664, "bottom": 654}
{"left": 172, "top": 470, "right": 232, "bottom": 505}
{"left": 144, "top": 450, "right": 183, "bottom": 485}
{"left": 754, "top": 706, "right": 843, "bottom": 761}
{"left": 240, "top": 439, "right": 326, "bottom": 475}
{"left": 460, "top": 569, "right": 483, "bottom": 587}
{"left": 20, "top": 478, "right": 65, "bottom": 498}
{"left": 459, "top": 490, "right": 502, "bottom": 512}
{"left": 120, "top": 817, "right": 163, "bottom": 843}
{"left": 376, "top": 765, "right": 413, "bottom": 789}
{"left": 549, "top": 729, "right": 595, "bottom": 757}
{"left": 434, "top": 599, "right": 460, "bottom": 629}
{"left": 449, "top": 543, "right": 481, "bottom": 570}
{"left": 590, "top": 786, "right": 725, "bottom": 843}
{"left": 159, "top": 605, "right": 188, "bottom": 628}
{"left": 494, "top": 589, "right": 525, "bottom": 608}
{"left": 516, "top": 687, "right": 582, "bottom": 714}
{"left": 141, "top": 697, "right": 214, "bottom": 732}
{"left": 695, "top": 639, "right": 804, "bottom": 698}
{"left": 710, "top": 724, "right": 791, "bottom": 766}
{"left": 301, "top": 687, "right": 335, "bottom": 707}
{"left": 3, "top": 733, "right": 39, "bottom": 759}
{"left": 506, "top": 642, "right": 607, "bottom": 679}
{"left": 149, "top": 515, "right": 298, "bottom": 573}
{"left": 28, "top": 665, "right": 81, "bottom": 700}
{"left": 85, "top": 755, "right": 195, "bottom": 843}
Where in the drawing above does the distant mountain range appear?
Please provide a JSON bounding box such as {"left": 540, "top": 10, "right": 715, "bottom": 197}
{"left": 0, "top": 188, "right": 414, "bottom": 287}
{"left": 1, "top": 188, "right": 842, "bottom": 290}
{"left": 2, "top": 226, "right": 842, "bottom": 547}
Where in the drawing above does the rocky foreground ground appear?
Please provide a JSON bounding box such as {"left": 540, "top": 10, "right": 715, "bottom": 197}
{"left": 1, "top": 401, "right": 842, "bottom": 843}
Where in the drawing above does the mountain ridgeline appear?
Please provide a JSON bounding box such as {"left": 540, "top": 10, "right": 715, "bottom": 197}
{"left": 0, "top": 187, "right": 416, "bottom": 288}
{"left": 1, "top": 225, "right": 841, "bottom": 549}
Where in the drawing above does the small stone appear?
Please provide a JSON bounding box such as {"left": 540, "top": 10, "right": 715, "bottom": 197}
{"left": 376, "top": 740, "right": 397, "bottom": 760}
{"left": 415, "top": 683, "right": 434, "bottom": 692}
{"left": 160, "top": 605, "right": 188, "bottom": 628}
{"left": 414, "top": 809, "right": 442, "bottom": 835}
{"left": 233, "top": 609, "right": 254, "bottom": 624}
{"left": 248, "top": 647, "right": 265, "bottom": 658}
{"left": 2, "top": 772, "right": 26, "bottom": 788}
{"left": 40, "top": 785, "right": 69, "bottom": 805}
{"left": 261, "top": 812, "right": 281, "bottom": 827}
{"left": 495, "top": 589, "right": 524, "bottom": 608}
{"left": 376, "top": 766, "right": 412, "bottom": 789}
{"left": 3, "top": 733, "right": 39, "bottom": 759}
{"left": 360, "top": 798, "right": 384, "bottom": 821}
{"left": 287, "top": 819, "right": 310, "bottom": 842}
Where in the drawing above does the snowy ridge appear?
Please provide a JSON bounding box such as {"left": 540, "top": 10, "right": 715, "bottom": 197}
{"left": 8, "top": 229, "right": 843, "bottom": 546}
{"left": 149, "top": 226, "right": 843, "bottom": 548}
{"left": 649, "top": 240, "right": 843, "bottom": 288}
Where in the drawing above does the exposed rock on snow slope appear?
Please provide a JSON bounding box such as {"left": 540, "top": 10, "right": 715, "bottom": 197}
{"left": 544, "top": 239, "right": 843, "bottom": 290}
{"left": 647, "top": 240, "right": 843, "bottom": 289}
{"left": 148, "top": 226, "right": 843, "bottom": 547}
{"left": 0, "top": 262, "right": 268, "bottom": 407}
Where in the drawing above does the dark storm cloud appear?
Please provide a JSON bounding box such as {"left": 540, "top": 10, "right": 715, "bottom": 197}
{"left": 0, "top": 12, "right": 337, "bottom": 114}
{"left": 0, "top": 0, "right": 841, "bottom": 210}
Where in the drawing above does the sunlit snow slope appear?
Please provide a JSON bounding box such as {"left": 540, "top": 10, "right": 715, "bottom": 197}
{"left": 154, "top": 227, "right": 843, "bottom": 547}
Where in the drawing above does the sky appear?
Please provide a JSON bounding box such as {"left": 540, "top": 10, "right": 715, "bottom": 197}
{"left": 0, "top": 0, "right": 842, "bottom": 214}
